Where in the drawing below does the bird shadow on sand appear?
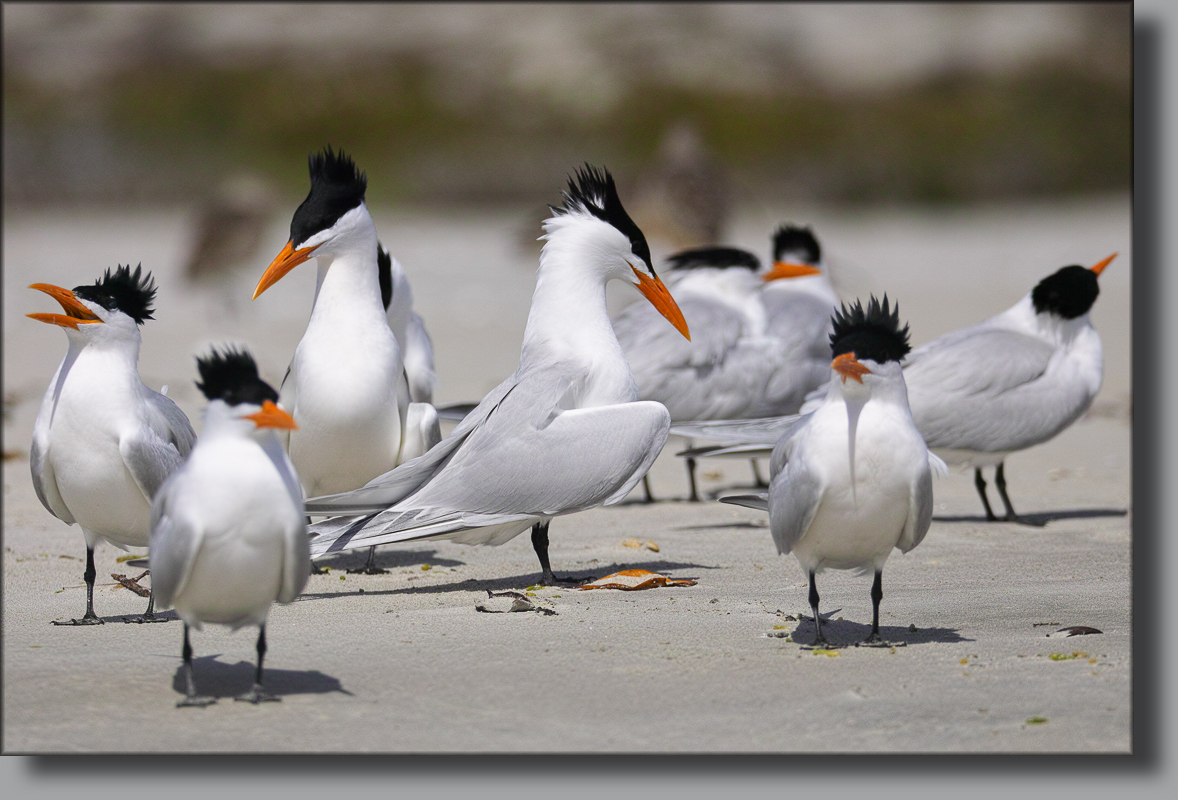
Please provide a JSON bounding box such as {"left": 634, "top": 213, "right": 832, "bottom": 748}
{"left": 781, "top": 614, "right": 973, "bottom": 648}
{"left": 672, "top": 521, "right": 768, "bottom": 532}
{"left": 312, "top": 547, "right": 465, "bottom": 573}
{"left": 933, "top": 507, "right": 1128, "bottom": 526}
{"left": 297, "top": 558, "right": 716, "bottom": 600}
{"left": 170, "top": 655, "right": 353, "bottom": 701}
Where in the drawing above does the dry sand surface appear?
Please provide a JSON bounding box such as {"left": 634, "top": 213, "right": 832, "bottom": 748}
{"left": 3, "top": 196, "right": 1133, "bottom": 755}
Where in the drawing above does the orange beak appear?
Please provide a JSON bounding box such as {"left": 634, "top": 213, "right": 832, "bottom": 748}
{"left": 1089, "top": 252, "right": 1117, "bottom": 276}
{"left": 832, "top": 352, "right": 871, "bottom": 384}
{"left": 253, "top": 240, "right": 321, "bottom": 300}
{"left": 631, "top": 266, "right": 690, "bottom": 341}
{"left": 245, "top": 400, "right": 298, "bottom": 430}
{"left": 762, "top": 261, "right": 822, "bottom": 282}
{"left": 27, "top": 284, "right": 103, "bottom": 329}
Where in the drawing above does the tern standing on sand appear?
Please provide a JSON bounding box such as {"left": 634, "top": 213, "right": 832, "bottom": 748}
{"left": 305, "top": 166, "right": 690, "bottom": 585}
{"left": 28, "top": 265, "right": 196, "bottom": 625}
{"left": 150, "top": 348, "right": 307, "bottom": 707}
{"left": 726, "top": 297, "right": 941, "bottom": 644}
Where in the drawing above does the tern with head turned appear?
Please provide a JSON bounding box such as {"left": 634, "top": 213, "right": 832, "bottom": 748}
{"left": 899, "top": 254, "right": 1118, "bottom": 524}
{"left": 304, "top": 165, "right": 690, "bottom": 586}
{"left": 150, "top": 348, "right": 307, "bottom": 707}
{"left": 724, "top": 297, "right": 941, "bottom": 645}
{"left": 253, "top": 147, "right": 440, "bottom": 573}
{"left": 612, "top": 223, "right": 837, "bottom": 500}
{"left": 28, "top": 265, "right": 196, "bottom": 624}
{"left": 378, "top": 241, "right": 436, "bottom": 405}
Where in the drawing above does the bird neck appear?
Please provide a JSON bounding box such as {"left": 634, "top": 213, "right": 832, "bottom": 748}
{"left": 1000, "top": 294, "right": 1092, "bottom": 346}
{"left": 308, "top": 239, "right": 386, "bottom": 328}
{"left": 522, "top": 243, "right": 619, "bottom": 368}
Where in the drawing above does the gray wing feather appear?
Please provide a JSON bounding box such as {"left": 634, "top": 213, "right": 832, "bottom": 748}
{"left": 670, "top": 415, "right": 800, "bottom": 445}
{"left": 145, "top": 390, "right": 197, "bottom": 457}
{"left": 768, "top": 449, "right": 824, "bottom": 556}
{"left": 898, "top": 461, "right": 934, "bottom": 553}
{"left": 147, "top": 476, "right": 203, "bottom": 609}
{"left": 30, "top": 433, "right": 73, "bottom": 524}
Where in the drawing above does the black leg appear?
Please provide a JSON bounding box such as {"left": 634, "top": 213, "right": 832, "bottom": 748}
{"left": 750, "top": 459, "right": 768, "bottom": 488}
{"left": 685, "top": 456, "right": 700, "bottom": 502}
{"left": 994, "top": 462, "right": 1045, "bottom": 526}
{"left": 866, "top": 570, "right": 883, "bottom": 643}
{"left": 54, "top": 545, "right": 103, "bottom": 625}
{"left": 125, "top": 588, "right": 172, "bottom": 624}
{"left": 236, "top": 624, "right": 279, "bottom": 703}
{"left": 809, "top": 570, "right": 825, "bottom": 644}
{"left": 642, "top": 475, "right": 655, "bottom": 504}
{"left": 348, "top": 545, "right": 388, "bottom": 574}
{"left": 177, "top": 623, "right": 215, "bottom": 708}
{"left": 531, "top": 521, "right": 557, "bottom": 585}
{"left": 974, "top": 468, "right": 998, "bottom": 521}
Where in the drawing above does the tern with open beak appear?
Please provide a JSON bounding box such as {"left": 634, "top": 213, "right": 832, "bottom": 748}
{"left": 304, "top": 165, "right": 689, "bottom": 585}
{"left": 149, "top": 347, "right": 307, "bottom": 706}
{"left": 28, "top": 265, "right": 196, "bottom": 624}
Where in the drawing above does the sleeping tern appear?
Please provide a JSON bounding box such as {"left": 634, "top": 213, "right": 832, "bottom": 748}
{"left": 253, "top": 148, "right": 440, "bottom": 571}
{"left": 150, "top": 348, "right": 307, "bottom": 706}
{"left": 378, "top": 241, "right": 436, "bottom": 404}
{"left": 901, "top": 254, "right": 1118, "bottom": 524}
{"left": 28, "top": 265, "right": 196, "bottom": 624}
{"left": 612, "top": 223, "right": 836, "bottom": 500}
{"left": 304, "top": 165, "right": 690, "bottom": 585}
{"left": 724, "top": 297, "right": 940, "bottom": 644}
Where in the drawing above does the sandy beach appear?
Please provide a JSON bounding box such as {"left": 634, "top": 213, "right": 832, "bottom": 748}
{"left": 1, "top": 193, "right": 1135, "bottom": 757}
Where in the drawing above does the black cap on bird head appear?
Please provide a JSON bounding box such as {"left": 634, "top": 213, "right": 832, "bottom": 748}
{"left": 289, "top": 146, "right": 368, "bottom": 249}
{"left": 666, "top": 246, "right": 761, "bottom": 272}
{"left": 829, "top": 295, "right": 911, "bottom": 364}
{"left": 71, "top": 264, "right": 157, "bottom": 325}
{"left": 772, "top": 224, "right": 821, "bottom": 265}
{"left": 195, "top": 347, "right": 279, "bottom": 407}
{"left": 1031, "top": 265, "right": 1100, "bottom": 320}
{"left": 552, "top": 164, "right": 653, "bottom": 273}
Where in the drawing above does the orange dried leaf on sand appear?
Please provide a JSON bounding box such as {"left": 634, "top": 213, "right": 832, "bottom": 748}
{"left": 579, "top": 569, "right": 696, "bottom": 591}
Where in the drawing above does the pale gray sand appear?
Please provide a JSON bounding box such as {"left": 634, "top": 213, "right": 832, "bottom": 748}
{"left": 3, "top": 196, "right": 1132, "bottom": 755}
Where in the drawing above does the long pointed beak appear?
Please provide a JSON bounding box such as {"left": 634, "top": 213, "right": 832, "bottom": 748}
{"left": 27, "top": 284, "right": 103, "bottom": 328}
{"left": 762, "top": 261, "right": 822, "bottom": 282}
{"left": 253, "top": 241, "right": 321, "bottom": 300}
{"left": 631, "top": 266, "right": 690, "bottom": 341}
{"left": 832, "top": 352, "right": 871, "bottom": 384}
{"left": 1090, "top": 252, "right": 1117, "bottom": 276}
{"left": 245, "top": 400, "right": 298, "bottom": 430}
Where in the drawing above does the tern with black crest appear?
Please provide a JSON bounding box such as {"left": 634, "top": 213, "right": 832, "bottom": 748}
{"left": 253, "top": 147, "right": 439, "bottom": 572}
{"left": 150, "top": 348, "right": 307, "bottom": 706}
{"left": 304, "top": 166, "right": 690, "bottom": 585}
{"left": 724, "top": 297, "right": 941, "bottom": 644}
{"left": 28, "top": 265, "right": 196, "bottom": 624}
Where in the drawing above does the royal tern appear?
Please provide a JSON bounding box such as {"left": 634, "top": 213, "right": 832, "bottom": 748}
{"left": 900, "top": 254, "right": 1117, "bottom": 524}
{"left": 253, "top": 147, "right": 440, "bottom": 571}
{"left": 150, "top": 348, "right": 307, "bottom": 706}
{"left": 612, "top": 223, "right": 836, "bottom": 500}
{"left": 304, "top": 165, "right": 690, "bottom": 585}
{"left": 725, "top": 296, "right": 939, "bottom": 644}
{"left": 28, "top": 265, "right": 196, "bottom": 624}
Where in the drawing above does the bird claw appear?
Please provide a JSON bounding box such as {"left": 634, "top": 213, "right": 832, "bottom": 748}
{"left": 235, "top": 686, "right": 280, "bottom": 704}
{"left": 177, "top": 695, "right": 217, "bottom": 708}
{"left": 52, "top": 615, "right": 104, "bottom": 626}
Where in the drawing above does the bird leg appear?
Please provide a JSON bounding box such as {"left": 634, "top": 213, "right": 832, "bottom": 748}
{"left": 347, "top": 545, "right": 389, "bottom": 574}
{"left": 750, "top": 459, "right": 768, "bottom": 488}
{"left": 177, "top": 624, "right": 216, "bottom": 708}
{"left": 530, "top": 521, "right": 582, "bottom": 587}
{"left": 125, "top": 588, "right": 171, "bottom": 623}
{"left": 236, "top": 625, "right": 279, "bottom": 704}
{"left": 53, "top": 545, "right": 103, "bottom": 625}
{"left": 642, "top": 475, "right": 656, "bottom": 503}
{"left": 685, "top": 456, "right": 700, "bottom": 502}
{"left": 974, "top": 468, "right": 999, "bottom": 521}
{"left": 865, "top": 570, "right": 883, "bottom": 643}
{"left": 809, "top": 570, "right": 825, "bottom": 644}
{"left": 995, "top": 462, "right": 1046, "bottom": 527}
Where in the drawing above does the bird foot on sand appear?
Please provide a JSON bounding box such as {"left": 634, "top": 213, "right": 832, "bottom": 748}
{"left": 52, "top": 615, "right": 104, "bottom": 626}
{"left": 177, "top": 695, "right": 217, "bottom": 708}
{"left": 235, "top": 686, "right": 280, "bottom": 704}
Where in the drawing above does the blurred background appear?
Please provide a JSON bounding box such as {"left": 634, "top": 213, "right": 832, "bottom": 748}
{"left": 3, "top": 2, "right": 1132, "bottom": 456}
